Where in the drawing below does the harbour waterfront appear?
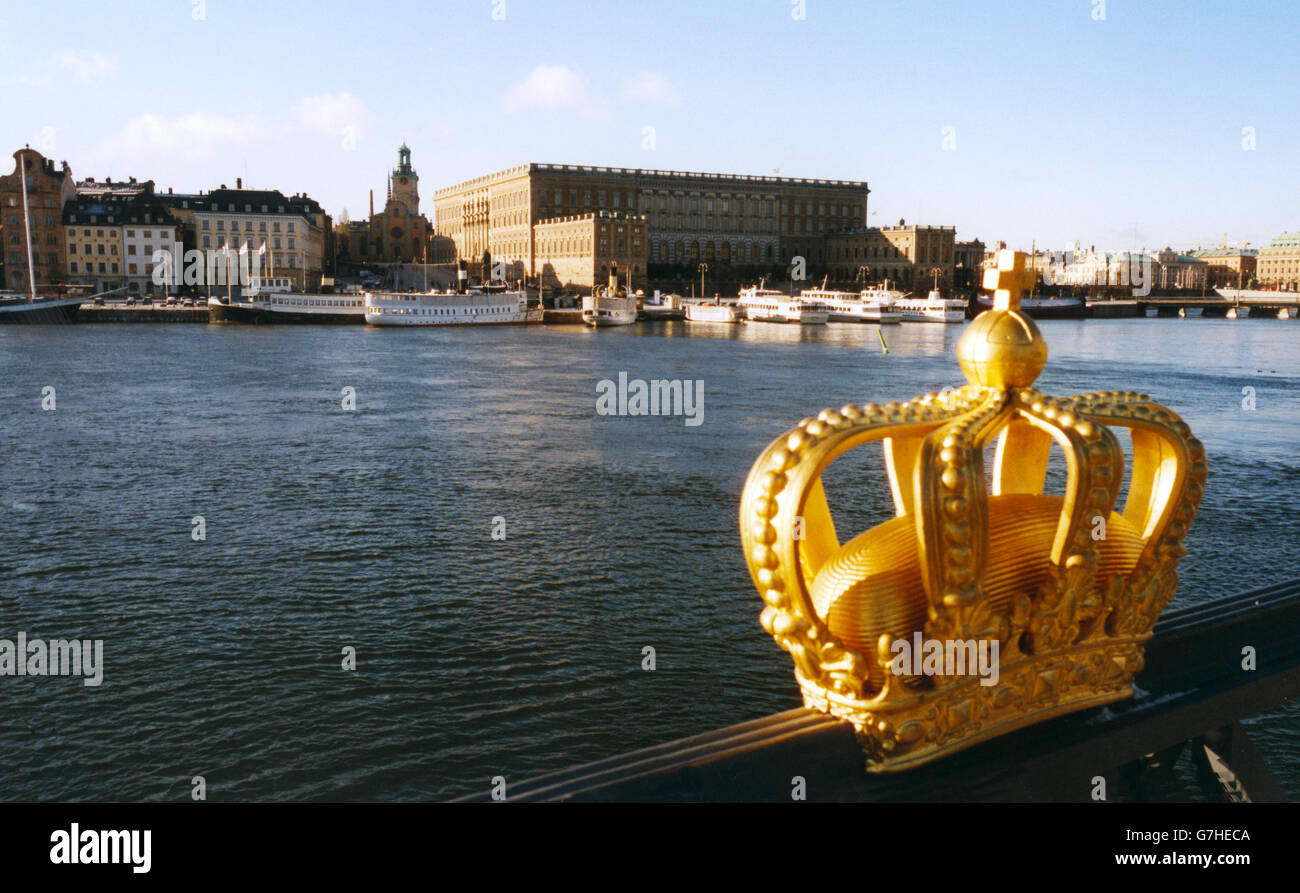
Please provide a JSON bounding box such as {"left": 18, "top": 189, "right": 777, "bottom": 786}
{"left": 0, "top": 319, "right": 1296, "bottom": 801}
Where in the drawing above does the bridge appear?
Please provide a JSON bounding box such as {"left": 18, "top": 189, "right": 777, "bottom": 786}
{"left": 463, "top": 589, "right": 1296, "bottom": 802}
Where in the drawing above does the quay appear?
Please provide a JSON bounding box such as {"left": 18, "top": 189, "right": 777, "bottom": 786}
{"left": 78, "top": 304, "right": 209, "bottom": 323}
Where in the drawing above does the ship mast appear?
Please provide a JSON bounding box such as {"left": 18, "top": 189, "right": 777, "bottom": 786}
{"left": 19, "top": 149, "right": 37, "bottom": 302}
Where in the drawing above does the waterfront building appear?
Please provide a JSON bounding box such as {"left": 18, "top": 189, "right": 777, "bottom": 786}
{"left": 62, "top": 198, "right": 125, "bottom": 291}
{"left": 1152, "top": 248, "right": 1208, "bottom": 290}
{"left": 118, "top": 201, "right": 181, "bottom": 295}
{"left": 822, "top": 223, "right": 956, "bottom": 290}
{"left": 186, "top": 182, "right": 329, "bottom": 290}
{"left": 953, "top": 238, "right": 985, "bottom": 289}
{"left": 1, "top": 147, "right": 77, "bottom": 293}
{"left": 533, "top": 211, "right": 648, "bottom": 291}
{"left": 432, "top": 163, "right": 869, "bottom": 286}
{"left": 1256, "top": 232, "right": 1300, "bottom": 290}
{"left": 1189, "top": 247, "right": 1257, "bottom": 288}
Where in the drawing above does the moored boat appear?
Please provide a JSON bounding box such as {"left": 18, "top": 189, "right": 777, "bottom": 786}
{"left": 209, "top": 279, "right": 366, "bottom": 324}
{"left": 0, "top": 292, "right": 84, "bottom": 324}
{"left": 737, "top": 285, "right": 827, "bottom": 324}
{"left": 800, "top": 284, "right": 900, "bottom": 323}
{"left": 893, "top": 289, "right": 966, "bottom": 323}
{"left": 684, "top": 301, "right": 741, "bottom": 324}
{"left": 366, "top": 283, "right": 540, "bottom": 326}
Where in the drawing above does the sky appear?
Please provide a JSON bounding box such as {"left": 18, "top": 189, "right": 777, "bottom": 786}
{"left": 1, "top": 0, "right": 1296, "bottom": 252}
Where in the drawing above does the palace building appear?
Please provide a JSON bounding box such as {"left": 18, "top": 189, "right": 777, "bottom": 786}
{"left": 1189, "top": 247, "right": 1257, "bottom": 288}
{"left": 533, "top": 211, "right": 649, "bottom": 291}
{"left": 1256, "top": 232, "right": 1300, "bottom": 290}
{"left": 822, "top": 223, "right": 957, "bottom": 290}
{"left": 432, "top": 163, "right": 870, "bottom": 287}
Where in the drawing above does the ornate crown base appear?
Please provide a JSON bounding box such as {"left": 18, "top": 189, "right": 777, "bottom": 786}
{"left": 798, "top": 637, "right": 1148, "bottom": 773}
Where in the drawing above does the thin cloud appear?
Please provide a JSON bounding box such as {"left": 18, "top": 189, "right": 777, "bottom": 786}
{"left": 95, "top": 113, "right": 272, "bottom": 162}
{"left": 619, "top": 71, "right": 682, "bottom": 107}
{"left": 504, "top": 65, "right": 604, "bottom": 118}
{"left": 54, "top": 51, "right": 117, "bottom": 82}
{"left": 296, "top": 92, "right": 371, "bottom": 141}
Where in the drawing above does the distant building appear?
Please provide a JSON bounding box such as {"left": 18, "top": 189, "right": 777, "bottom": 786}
{"left": 1152, "top": 248, "right": 1207, "bottom": 289}
{"left": 1189, "top": 246, "right": 1257, "bottom": 288}
{"left": 62, "top": 198, "right": 126, "bottom": 291}
{"left": 822, "top": 223, "right": 956, "bottom": 290}
{"left": 953, "top": 239, "right": 985, "bottom": 290}
{"left": 1, "top": 147, "right": 76, "bottom": 293}
{"left": 339, "top": 144, "right": 434, "bottom": 266}
{"left": 186, "top": 181, "right": 329, "bottom": 290}
{"left": 1256, "top": 233, "right": 1300, "bottom": 290}
{"left": 533, "top": 211, "right": 648, "bottom": 292}
{"left": 433, "top": 163, "right": 870, "bottom": 284}
{"left": 118, "top": 201, "right": 181, "bottom": 295}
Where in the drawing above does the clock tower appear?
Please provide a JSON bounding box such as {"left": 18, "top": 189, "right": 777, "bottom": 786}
{"left": 389, "top": 142, "right": 419, "bottom": 217}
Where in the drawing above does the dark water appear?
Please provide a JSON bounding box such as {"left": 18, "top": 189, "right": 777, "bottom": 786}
{"left": 0, "top": 318, "right": 1296, "bottom": 801}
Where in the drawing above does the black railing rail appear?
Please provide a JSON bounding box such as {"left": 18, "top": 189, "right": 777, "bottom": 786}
{"left": 460, "top": 579, "right": 1300, "bottom": 802}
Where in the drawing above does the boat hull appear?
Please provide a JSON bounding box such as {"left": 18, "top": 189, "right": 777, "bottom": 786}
{"left": 745, "top": 312, "right": 828, "bottom": 325}
{"left": 368, "top": 310, "right": 542, "bottom": 327}
{"left": 684, "top": 305, "right": 740, "bottom": 324}
{"left": 582, "top": 310, "right": 637, "bottom": 327}
{"left": 0, "top": 296, "right": 83, "bottom": 324}
{"left": 826, "top": 309, "right": 901, "bottom": 324}
{"left": 208, "top": 300, "right": 364, "bottom": 325}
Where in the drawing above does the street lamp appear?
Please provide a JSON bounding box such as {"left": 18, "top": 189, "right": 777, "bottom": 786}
{"left": 698, "top": 262, "right": 709, "bottom": 297}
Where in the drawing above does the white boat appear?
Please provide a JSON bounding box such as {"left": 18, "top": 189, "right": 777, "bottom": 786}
{"left": 581, "top": 288, "right": 638, "bottom": 327}
{"left": 799, "top": 285, "right": 900, "bottom": 324}
{"left": 892, "top": 289, "right": 966, "bottom": 323}
{"left": 684, "top": 301, "right": 741, "bottom": 324}
{"left": 210, "top": 279, "right": 366, "bottom": 324}
{"left": 737, "top": 286, "right": 827, "bottom": 324}
{"left": 365, "top": 283, "right": 540, "bottom": 326}
{"left": 1226, "top": 306, "right": 1250, "bottom": 319}
{"left": 1279, "top": 308, "right": 1294, "bottom": 320}
{"left": 582, "top": 264, "right": 639, "bottom": 327}
{"left": 1178, "top": 307, "right": 1203, "bottom": 318}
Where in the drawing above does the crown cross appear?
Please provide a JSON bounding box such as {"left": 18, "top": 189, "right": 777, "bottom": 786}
{"left": 982, "top": 249, "right": 1036, "bottom": 310}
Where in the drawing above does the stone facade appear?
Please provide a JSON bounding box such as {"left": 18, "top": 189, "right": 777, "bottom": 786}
{"left": 340, "top": 144, "right": 433, "bottom": 265}
{"left": 822, "top": 224, "right": 956, "bottom": 290}
{"left": 1189, "top": 247, "right": 1257, "bottom": 288}
{"left": 432, "top": 163, "right": 869, "bottom": 282}
{"left": 533, "top": 211, "right": 648, "bottom": 291}
{"left": 1, "top": 147, "right": 76, "bottom": 293}
{"left": 62, "top": 199, "right": 125, "bottom": 292}
{"left": 1256, "top": 233, "right": 1300, "bottom": 290}
{"left": 188, "top": 185, "right": 329, "bottom": 290}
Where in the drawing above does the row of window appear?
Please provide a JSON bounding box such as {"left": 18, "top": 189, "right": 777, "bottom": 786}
{"left": 69, "top": 262, "right": 118, "bottom": 274}
{"left": 69, "top": 243, "right": 117, "bottom": 255}
{"left": 201, "top": 218, "right": 296, "bottom": 233}
{"left": 201, "top": 236, "right": 295, "bottom": 250}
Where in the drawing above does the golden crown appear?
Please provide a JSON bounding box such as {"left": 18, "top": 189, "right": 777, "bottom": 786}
{"left": 740, "top": 250, "right": 1207, "bottom": 772}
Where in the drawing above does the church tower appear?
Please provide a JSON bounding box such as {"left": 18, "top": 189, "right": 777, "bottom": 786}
{"left": 389, "top": 143, "right": 419, "bottom": 217}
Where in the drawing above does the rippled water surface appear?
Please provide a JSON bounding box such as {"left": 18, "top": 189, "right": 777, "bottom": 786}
{"left": 0, "top": 317, "right": 1296, "bottom": 800}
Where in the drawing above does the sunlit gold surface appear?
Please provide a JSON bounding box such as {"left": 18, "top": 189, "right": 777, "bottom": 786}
{"left": 740, "top": 249, "right": 1207, "bottom": 773}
